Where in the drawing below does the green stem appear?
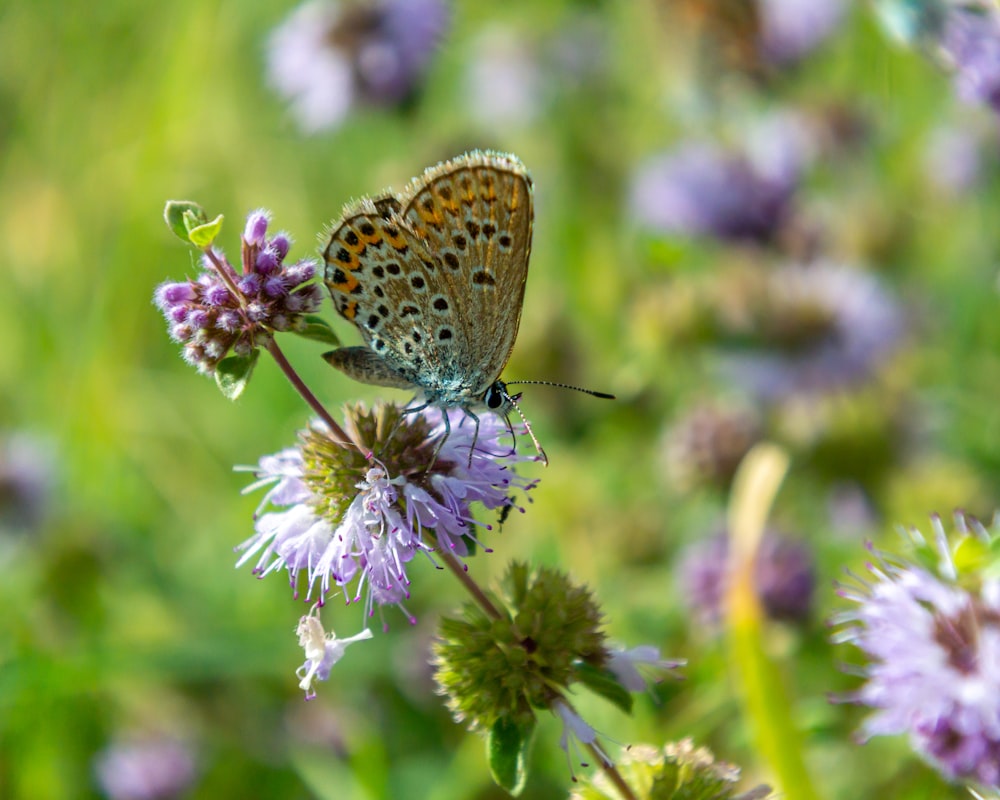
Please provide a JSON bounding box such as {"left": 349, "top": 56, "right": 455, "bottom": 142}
{"left": 438, "top": 548, "right": 503, "bottom": 621}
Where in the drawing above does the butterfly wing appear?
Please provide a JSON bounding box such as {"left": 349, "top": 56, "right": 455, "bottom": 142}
{"left": 323, "top": 197, "right": 440, "bottom": 389}
{"left": 397, "top": 151, "right": 533, "bottom": 396}
{"left": 322, "top": 152, "right": 533, "bottom": 407}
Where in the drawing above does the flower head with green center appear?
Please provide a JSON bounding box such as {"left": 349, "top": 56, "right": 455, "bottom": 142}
{"left": 237, "top": 403, "right": 539, "bottom": 621}
{"left": 433, "top": 562, "right": 608, "bottom": 733}
{"left": 570, "top": 738, "right": 772, "bottom": 800}
{"left": 834, "top": 512, "right": 1000, "bottom": 787}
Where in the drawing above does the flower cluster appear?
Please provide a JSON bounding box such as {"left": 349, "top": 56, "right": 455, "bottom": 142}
{"left": 433, "top": 559, "right": 682, "bottom": 781}
{"left": 630, "top": 111, "right": 818, "bottom": 245}
{"left": 154, "top": 210, "right": 321, "bottom": 375}
{"left": 571, "top": 737, "right": 773, "bottom": 800}
{"left": 940, "top": 3, "right": 1000, "bottom": 116}
{"left": 267, "top": 0, "right": 450, "bottom": 133}
{"left": 758, "top": 0, "right": 847, "bottom": 65}
{"left": 93, "top": 737, "right": 196, "bottom": 800}
{"left": 433, "top": 562, "right": 610, "bottom": 733}
{"left": 660, "top": 403, "right": 762, "bottom": 492}
{"left": 0, "top": 432, "right": 54, "bottom": 535}
{"left": 237, "top": 403, "right": 539, "bottom": 621}
{"left": 834, "top": 513, "right": 1000, "bottom": 787}
{"left": 713, "top": 261, "right": 904, "bottom": 401}
{"left": 679, "top": 528, "right": 815, "bottom": 628}
{"left": 631, "top": 140, "right": 798, "bottom": 244}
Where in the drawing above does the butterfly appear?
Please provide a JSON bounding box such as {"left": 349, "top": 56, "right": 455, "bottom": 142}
{"left": 322, "top": 151, "right": 611, "bottom": 464}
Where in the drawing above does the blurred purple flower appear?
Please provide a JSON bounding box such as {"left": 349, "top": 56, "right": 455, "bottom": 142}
{"left": 834, "top": 513, "right": 1000, "bottom": 787}
{"left": 463, "top": 16, "right": 608, "bottom": 132}
{"left": 941, "top": 4, "right": 1000, "bottom": 115}
{"left": 631, "top": 115, "right": 815, "bottom": 244}
{"left": 679, "top": 529, "right": 815, "bottom": 627}
{"left": 923, "top": 122, "right": 989, "bottom": 194}
{"left": 632, "top": 143, "right": 793, "bottom": 243}
{"left": 758, "top": 0, "right": 848, "bottom": 64}
{"left": 267, "top": 0, "right": 449, "bottom": 133}
{"left": 464, "top": 27, "right": 543, "bottom": 130}
{"left": 660, "top": 403, "right": 761, "bottom": 492}
{"left": 0, "top": 433, "right": 54, "bottom": 534}
{"left": 715, "top": 261, "right": 904, "bottom": 401}
{"left": 94, "top": 738, "right": 195, "bottom": 800}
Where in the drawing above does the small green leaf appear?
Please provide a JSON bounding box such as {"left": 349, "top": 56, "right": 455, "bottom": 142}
{"left": 215, "top": 350, "right": 259, "bottom": 400}
{"left": 573, "top": 662, "right": 634, "bottom": 715}
{"left": 187, "top": 213, "right": 224, "bottom": 248}
{"left": 164, "top": 200, "right": 206, "bottom": 242}
{"left": 292, "top": 315, "right": 342, "bottom": 347}
{"left": 487, "top": 716, "right": 534, "bottom": 796}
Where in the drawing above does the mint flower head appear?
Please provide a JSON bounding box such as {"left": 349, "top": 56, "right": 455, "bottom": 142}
{"left": 237, "top": 403, "right": 539, "bottom": 621}
{"left": 679, "top": 528, "right": 815, "bottom": 628}
{"left": 154, "top": 209, "right": 322, "bottom": 376}
{"left": 570, "top": 738, "right": 772, "bottom": 800}
{"left": 93, "top": 737, "right": 197, "bottom": 800}
{"left": 267, "top": 0, "right": 450, "bottom": 133}
{"left": 941, "top": 3, "right": 1000, "bottom": 116}
{"left": 834, "top": 512, "right": 1000, "bottom": 787}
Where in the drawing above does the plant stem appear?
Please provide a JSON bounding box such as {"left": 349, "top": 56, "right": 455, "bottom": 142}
{"left": 203, "top": 246, "right": 244, "bottom": 299}
{"left": 265, "top": 339, "right": 356, "bottom": 449}
{"left": 438, "top": 549, "right": 504, "bottom": 621}
{"left": 588, "top": 741, "right": 638, "bottom": 800}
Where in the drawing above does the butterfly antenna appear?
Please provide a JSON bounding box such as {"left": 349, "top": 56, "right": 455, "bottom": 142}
{"left": 504, "top": 380, "right": 616, "bottom": 400}
{"left": 502, "top": 389, "right": 549, "bottom": 466}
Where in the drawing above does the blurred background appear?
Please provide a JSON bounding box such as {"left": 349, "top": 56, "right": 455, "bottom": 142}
{"left": 2, "top": 0, "right": 999, "bottom": 797}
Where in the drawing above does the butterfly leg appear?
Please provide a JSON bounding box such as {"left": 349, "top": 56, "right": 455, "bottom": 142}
{"left": 395, "top": 399, "right": 455, "bottom": 472}
{"left": 425, "top": 409, "right": 452, "bottom": 472}
{"left": 462, "top": 409, "right": 481, "bottom": 468}
{"left": 381, "top": 397, "right": 430, "bottom": 456}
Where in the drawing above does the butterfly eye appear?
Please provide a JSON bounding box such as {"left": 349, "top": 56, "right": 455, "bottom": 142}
{"left": 484, "top": 383, "right": 506, "bottom": 410}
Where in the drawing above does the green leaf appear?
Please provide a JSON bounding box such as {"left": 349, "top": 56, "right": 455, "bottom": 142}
{"left": 164, "top": 200, "right": 206, "bottom": 242}
{"left": 215, "top": 350, "right": 259, "bottom": 400}
{"left": 292, "top": 315, "right": 341, "bottom": 347}
{"left": 573, "top": 662, "right": 634, "bottom": 715}
{"left": 187, "top": 213, "right": 224, "bottom": 248}
{"left": 487, "top": 716, "right": 534, "bottom": 796}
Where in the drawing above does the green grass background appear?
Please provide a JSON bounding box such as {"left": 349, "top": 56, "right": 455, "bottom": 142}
{"left": 1, "top": 0, "right": 998, "bottom": 797}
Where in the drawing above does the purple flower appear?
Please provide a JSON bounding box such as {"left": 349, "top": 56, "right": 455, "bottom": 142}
{"left": 679, "top": 529, "right": 815, "bottom": 627}
{"left": 758, "top": 0, "right": 848, "bottom": 64}
{"left": 0, "top": 433, "right": 54, "bottom": 535}
{"left": 295, "top": 607, "right": 374, "bottom": 699}
{"left": 660, "top": 403, "right": 762, "bottom": 492}
{"left": 267, "top": 0, "right": 450, "bottom": 133}
{"left": 631, "top": 115, "right": 815, "bottom": 244}
{"left": 834, "top": 513, "right": 1000, "bottom": 787}
{"left": 153, "top": 210, "right": 321, "bottom": 375}
{"left": 714, "top": 261, "right": 905, "bottom": 401}
{"left": 464, "top": 27, "right": 543, "bottom": 130}
{"left": 553, "top": 700, "right": 610, "bottom": 775}
{"left": 923, "top": 122, "right": 992, "bottom": 195}
{"left": 606, "top": 645, "right": 685, "bottom": 692}
{"left": 941, "top": 4, "right": 1000, "bottom": 115}
{"left": 237, "top": 403, "right": 538, "bottom": 621}
{"left": 93, "top": 738, "right": 196, "bottom": 800}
